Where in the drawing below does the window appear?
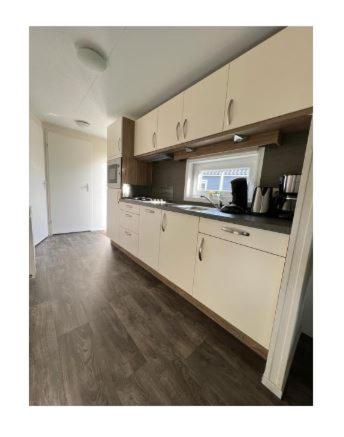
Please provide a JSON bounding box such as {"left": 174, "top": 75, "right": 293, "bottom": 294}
{"left": 184, "top": 149, "right": 264, "bottom": 203}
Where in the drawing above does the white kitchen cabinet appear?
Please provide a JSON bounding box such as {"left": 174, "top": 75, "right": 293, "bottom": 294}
{"left": 134, "top": 109, "right": 158, "bottom": 156}
{"left": 138, "top": 206, "right": 162, "bottom": 270}
{"left": 193, "top": 233, "right": 285, "bottom": 348}
{"left": 182, "top": 65, "right": 228, "bottom": 142}
{"left": 157, "top": 93, "right": 184, "bottom": 149}
{"left": 119, "top": 227, "right": 139, "bottom": 256}
{"left": 106, "top": 188, "right": 121, "bottom": 243}
{"left": 107, "top": 118, "right": 123, "bottom": 159}
{"left": 158, "top": 211, "right": 199, "bottom": 294}
{"left": 223, "top": 27, "right": 313, "bottom": 131}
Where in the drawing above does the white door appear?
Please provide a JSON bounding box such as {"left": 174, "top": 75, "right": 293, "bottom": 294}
{"left": 134, "top": 109, "right": 158, "bottom": 156}
{"left": 158, "top": 211, "right": 199, "bottom": 294}
{"left": 182, "top": 65, "right": 228, "bottom": 142}
{"left": 138, "top": 206, "right": 162, "bottom": 270}
{"left": 106, "top": 188, "right": 121, "bottom": 243}
{"left": 47, "top": 132, "right": 92, "bottom": 234}
{"left": 29, "top": 116, "right": 49, "bottom": 245}
{"left": 193, "top": 234, "right": 285, "bottom": 348}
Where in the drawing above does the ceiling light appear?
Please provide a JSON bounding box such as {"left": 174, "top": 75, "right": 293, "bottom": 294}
{"left": 75, "top": 120, "right": 90, "bottom": 128}
{"left": 76, "top": 46, "right": 107, "bottom": 72}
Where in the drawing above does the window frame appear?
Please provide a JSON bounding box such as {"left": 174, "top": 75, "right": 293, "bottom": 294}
{"left": 183, "top": 148, "right": 265, "bottom": 204}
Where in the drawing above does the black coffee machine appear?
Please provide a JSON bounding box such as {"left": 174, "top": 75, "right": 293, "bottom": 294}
{"left": 220, "top": 178, "right": 248, "bottom": 214}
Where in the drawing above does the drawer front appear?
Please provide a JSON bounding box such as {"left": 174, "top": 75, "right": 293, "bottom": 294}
{"left": 199, "top": 218, "right": 289, "bottom": 257}
{"left": 119, "top": 227, "right": 138, "bottom": 256}
{"left": 119, "top": 209, "right": 140, "bottom": 233}
{"left": 119, "top": 202, "right": 140, "bottom": 215}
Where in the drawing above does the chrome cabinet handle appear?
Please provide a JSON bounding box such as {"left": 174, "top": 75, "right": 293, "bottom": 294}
{"left": 182, "top": 119, "right": 188, "bottom": 138}
{"left": 176, "top": 122, "right": 181, "bottom": 140}
{"left": 198, "top": 237, "right": 205, "bottom": 261}
{"left": 126, "top": 205, "right": 132, "bottom": 209}
{"left": 117, "top": 191, "right": 121, "bottom": 203}
{"left": 125, "top": 230, "right": 132, "bottom": 236}
{"left": 145, "top": 209, "right": 155, "bottom": 214}
{"left": 117, "top": 137, "right": 121, "bottom": 151}
{"left": 227, "top": 98, "right": 233, "bottom": 126}
{"left": 161, "top": 213, "right": 166, "bottom": 232}
{"left": 152, "top": 132, "right": 157, "bottom": 148}
{"left": 125, "top": 213, "right": 132, "bottom": 217}
{"left": 221, "top": 226, "right": 250, "bottom": 237}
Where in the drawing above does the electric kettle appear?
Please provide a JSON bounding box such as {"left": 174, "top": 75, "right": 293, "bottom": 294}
{"left": 251, "top": 187, "right": 272, "bottom": 214}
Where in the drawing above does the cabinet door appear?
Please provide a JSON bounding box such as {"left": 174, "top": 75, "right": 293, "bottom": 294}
{"left": 182, "top": 65, "right": 228, "bottom": 142}
{"left": 107, "top": 118, "right": 123, "bottom": 159}
{"left": 106, "top": 188, "right": 121, "bottom": 243}
{"left": 193, "top": 234, "right": 285, "bottom": 348}
{"left": 157, "top": 93, "right": 184, "bottom": 149}
{"left": 134, "top": 109, "right": 158, "bottom": 156}
{"left": 138, "top": 206, "right": 162, "bottom": 270}
{"left": 224, "top": 27, "right": 313, "bottom": 131}
{"left": 158, "top": 211, "right": 199, "bottom": 294}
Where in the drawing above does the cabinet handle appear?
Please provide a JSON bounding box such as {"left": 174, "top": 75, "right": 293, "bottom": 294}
{"left": 176, "top": 122, "right": 181, "bottom": 140}
{"left": 221, "top": 226, "right": 250, "bottom": 237}
{"left": 161, "top": 213, "right": 166, "bottom": 232}
{"left": 152, "top": 132, "right": 157, "bottom": 148}
{"left": 125, "top": 213, "right": 132, "bottom": 218}
{"left": 145, "top": 209, "right": 155, "bottom": 214}
{"left": 198, "top": 237, "right": 205, "bottom": 261}
{"left": 227, "top": 98, "right": 233, "bottom": 126}
{"left": 117, "top": 137, "right": 121, "bottom": 152}
{"left": 125, "top": 230, "right": 132, "bottom": 236}
{"left": 182, "top": 119, "right": 188, "bottom": 138}
{"left": 126, "top": 205, "right": 132, "bottom": 209}
{"left": 117, "top": 191, "right": 121, "bottom": 203}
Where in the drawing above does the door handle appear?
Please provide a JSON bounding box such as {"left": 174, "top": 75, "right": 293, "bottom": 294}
{"left": 198, "top": 237, "right": 205, "bottom": 261}
{"left": 182, "top": 118, "right": 188, "bottom": 138}
{"left": 221, "top": 226, "right": 249, "bottom": 237}
{"left": 227, "top": 98, "right": 233, "bottom": 126}
{"left": 176, "top": 122, "right": 181, "bottom": 140}
{"left": 161, "top": 213, "right": 166, "bottom": 232}
{"left": 152, "top": 132, "right": 157, "bottom": 148}
{"left": 81, "top": 183, "right": 89, "bottom": 192}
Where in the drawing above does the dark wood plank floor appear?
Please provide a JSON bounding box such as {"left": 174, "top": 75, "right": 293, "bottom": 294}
{"left": 29, "top": 231, "right": 312, "bottom": 405}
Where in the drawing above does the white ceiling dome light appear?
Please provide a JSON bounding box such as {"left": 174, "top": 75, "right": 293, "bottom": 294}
{"left": 75, "top": 120, "right": 90, "bottom": 128}
{"left": 76, "top": 46, "right": 108, "bottom": 72}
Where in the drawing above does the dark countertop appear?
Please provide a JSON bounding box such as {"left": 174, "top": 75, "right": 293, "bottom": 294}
{"left": 120, "top": 198, "right": 292, "bottom": 235}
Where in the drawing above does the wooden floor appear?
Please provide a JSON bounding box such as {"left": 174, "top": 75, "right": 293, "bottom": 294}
{"left": 29, "top": 231, "right": 312, "bottom": 406}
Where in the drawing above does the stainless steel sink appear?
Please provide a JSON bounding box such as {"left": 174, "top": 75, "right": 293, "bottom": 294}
{"left": 172, "top": 204, "right": 215, "bottom": 213}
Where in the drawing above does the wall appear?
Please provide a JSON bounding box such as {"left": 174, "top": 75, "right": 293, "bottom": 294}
{"left": 29, "top": 114, "right": 49, "bottom": 244}
{"left": 43, "top": 123, "right": 107, "bottom": 231}
{"left": 151, "top": 130, "right": 308, "bottom": 202}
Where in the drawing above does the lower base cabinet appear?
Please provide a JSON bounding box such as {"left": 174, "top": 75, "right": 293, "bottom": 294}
{"left": 106, "top": 188, "right": 121, "bottom": 244}
{"left": 119, "top": 227, "right": 138, "bottom": 256}
{"left": 193, "top": 233, "right": 285, "bottom": 348}
{"left": 158, "top": 211, "right": 199, "bottom": 294}
{"left": 138, "top": 206, "right": 162, "bottom": 270}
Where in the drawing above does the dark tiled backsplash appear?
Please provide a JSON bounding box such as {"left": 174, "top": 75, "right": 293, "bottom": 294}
{"left": 130, "top": 131, "right": 308, "bottom": 202}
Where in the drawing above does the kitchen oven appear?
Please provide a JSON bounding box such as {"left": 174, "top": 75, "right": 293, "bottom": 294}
{"left": 107, "top": 158, "right": 121, "bottom": 188}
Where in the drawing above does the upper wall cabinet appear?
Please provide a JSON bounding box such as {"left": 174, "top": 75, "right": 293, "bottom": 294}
{"left": 107, "top": 118, "right": 123, "bottom": 159}
{"left": 157, "top": 93, "right": 184, "bottom": 149}
{"left": 182, "top": 65, "right": 229, "bottom": 142}
{"left": 223, "top": 27, "right": 313, "bottom": 131}
{"left": 134, "top": 109, "right": 158, "bottom": 156}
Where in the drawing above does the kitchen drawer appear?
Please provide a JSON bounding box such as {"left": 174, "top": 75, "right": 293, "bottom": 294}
{"left": 119, "top": 209, "right": 140, "bottom": 233}
{"left": 198, "top": 218, "right": 289, "bottom": 257}
{"left": 119, "top": 201, "right": 140, "bottom": 215}
{"left": 119, "top": 227, "right": 138, "bottom": 256}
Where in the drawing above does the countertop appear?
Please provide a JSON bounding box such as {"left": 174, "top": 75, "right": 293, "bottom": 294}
{"left": 120, "top": 199, "right": 292, "bottom": 235}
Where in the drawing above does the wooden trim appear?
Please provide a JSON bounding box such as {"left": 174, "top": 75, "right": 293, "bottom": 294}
{"left": 173, "top": 130, "right": 281, "bottom": 161}
{"left": 110, "top": 240, "right": 268, "bottom": 359}
{"left": 135, "top": 108, "right": 312, "bottom": 161}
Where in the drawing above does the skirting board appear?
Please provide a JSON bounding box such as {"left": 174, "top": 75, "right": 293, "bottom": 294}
{"left": 261, "top": 376, "right": 283, "bottom": 399}
{"left": 110, "top": 239, "right": 268, "bottom": 359}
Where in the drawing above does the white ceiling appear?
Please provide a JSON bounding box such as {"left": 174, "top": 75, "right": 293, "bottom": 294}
{"left": 30, "top": 26, "right": 281, "bottom": 138}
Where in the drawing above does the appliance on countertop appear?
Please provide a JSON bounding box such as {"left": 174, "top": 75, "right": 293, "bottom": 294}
{"left": 274, "top": 174, "right": 301, "bottom": 219}
{"left": 251, "top": 187, "right": 272, "bottom": 215}
{"left": 107, "top": 157, "right": 121, "bottom": 189}
{"left": 133, "top": 196, "right": 167, "bottom": 205}
{"left": 220, "top": 178, "right": 248, "bottom": 214}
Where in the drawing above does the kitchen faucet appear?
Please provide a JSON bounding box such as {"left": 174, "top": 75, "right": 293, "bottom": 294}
{"left": 200, "top": 194, "right": 221, "bottom": 209}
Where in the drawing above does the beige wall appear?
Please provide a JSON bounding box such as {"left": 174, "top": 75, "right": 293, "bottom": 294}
{"left": 43, "top": 123, "right": 107, "bottom": 231}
